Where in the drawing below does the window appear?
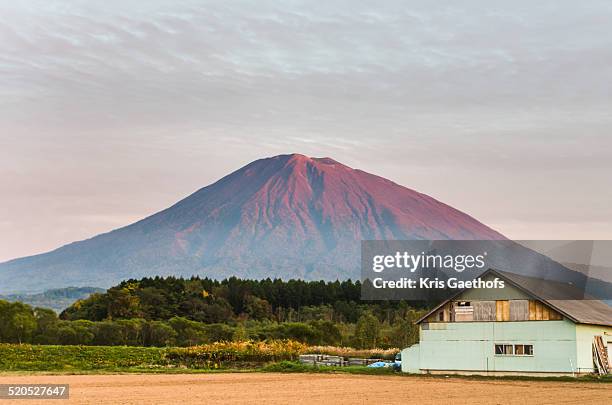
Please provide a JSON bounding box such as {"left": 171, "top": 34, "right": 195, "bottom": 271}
{"left": 454, "top": 301, "right": 474, "bottom": 322}
{"left": 438, "top": 311, "right": 444, "bottom": 321}
{"left": 495, "top": 344, "right": 513, "bottom": 355}
{"left": 514, "top": 344, "right": 534, "bottom": 356}
{"left": 495, "top": 344, "right": 533, "bottom": 356}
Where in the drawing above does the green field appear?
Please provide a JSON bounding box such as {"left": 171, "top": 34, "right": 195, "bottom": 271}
{"left": 0, "top": 341, "right": 301, "bottom": 372}
{"left": 1, "top": 343, "right": 610, "bottom": 384}
{"left": 0, "top": 344, "right": 167, "bottom": 372}
{"left": 0, "top": 342, "right": 394, "bottom": 372}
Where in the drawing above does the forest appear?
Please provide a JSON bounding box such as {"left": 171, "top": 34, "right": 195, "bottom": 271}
{"left": 0, "top": 276, "right": 428, "bottom": 349}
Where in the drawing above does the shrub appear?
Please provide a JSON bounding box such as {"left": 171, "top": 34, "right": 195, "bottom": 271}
{"left": 303, "top": 345, "right": 399, "bottom": 360}
{"left": 164, "top": 340, "right": 306, "bottom": 368}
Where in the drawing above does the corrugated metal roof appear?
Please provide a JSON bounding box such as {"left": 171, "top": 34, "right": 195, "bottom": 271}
{"left": 416, "top": 269, "right": 612, "bottom": 327}
{"left": 495, "top": 270, "right": 612, "bottom": 327}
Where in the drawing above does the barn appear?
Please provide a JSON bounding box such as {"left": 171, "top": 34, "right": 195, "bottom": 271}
{"left": 401, "top": 269, "right": 612, "bottom": 376}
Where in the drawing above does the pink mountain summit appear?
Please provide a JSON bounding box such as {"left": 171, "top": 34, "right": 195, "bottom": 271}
{"left": 0, "top": 154, "right": 504, "bottom": 293}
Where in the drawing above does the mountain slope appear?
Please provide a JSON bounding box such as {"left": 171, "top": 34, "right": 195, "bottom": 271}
{"left": 0, "top": 154, "right": 504, "bottom": 293}
{"left": 0, "top": 287, "right": 105, "bottom": 312}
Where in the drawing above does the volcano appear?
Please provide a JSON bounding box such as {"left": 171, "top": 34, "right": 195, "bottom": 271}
{"left": 0, "top": 154, "right": 504, "bottom": 293}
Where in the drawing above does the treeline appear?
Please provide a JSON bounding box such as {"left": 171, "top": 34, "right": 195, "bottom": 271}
{"left": 0, "top": 298, "right": 424, "bottom": 348}
{"left": 1, "top": 276, "right": 428, "bottom": 349}
{"left": 60, "top": 276, "right": 425, "bottom": 325}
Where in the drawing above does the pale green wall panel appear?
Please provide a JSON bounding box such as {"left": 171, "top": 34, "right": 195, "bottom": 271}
{"left": 401, "top": 344, "right": 421, "bottom": 373}
{"left": 416, "top": 320, "right": 578, "bottom": 373}
{"left": 575, "top": 324, "right": 612, "bottom": 373}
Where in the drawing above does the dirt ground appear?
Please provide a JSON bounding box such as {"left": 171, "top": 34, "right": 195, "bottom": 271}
{"left": 0, "top": 373, "right": 608, "bottom": 405}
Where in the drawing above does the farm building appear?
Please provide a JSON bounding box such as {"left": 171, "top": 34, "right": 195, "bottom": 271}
{"left": 402, "top": 269, "right": 612, "bottom": 376}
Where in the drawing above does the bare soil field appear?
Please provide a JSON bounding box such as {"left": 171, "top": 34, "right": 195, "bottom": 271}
{"left": 0, "top": 373, "right": 608, "bottom": 405}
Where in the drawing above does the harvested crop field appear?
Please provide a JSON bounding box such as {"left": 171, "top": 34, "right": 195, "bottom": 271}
{"left": 0, "top": 373, "right": 608, "bottom": 405}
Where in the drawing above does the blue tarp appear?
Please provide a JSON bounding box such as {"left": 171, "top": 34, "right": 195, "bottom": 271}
{"left": 367, "top": 361, "right": 391, "bottom": 368}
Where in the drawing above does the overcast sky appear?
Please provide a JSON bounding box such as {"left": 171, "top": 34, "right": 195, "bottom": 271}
{"left": 1, "top": 1, "right": 612, "bottom": 262}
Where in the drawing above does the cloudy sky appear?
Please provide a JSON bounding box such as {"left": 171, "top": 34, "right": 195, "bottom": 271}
{"left": 1, "top": 0, "right": 611, "bottom": 262}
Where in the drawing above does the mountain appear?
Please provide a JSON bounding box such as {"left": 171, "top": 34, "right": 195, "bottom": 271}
{"left": 0, "top": 153, "right": 504, "bottom": 293}
{"left": 0, "top": 287, "right": 105, "bottom": 312}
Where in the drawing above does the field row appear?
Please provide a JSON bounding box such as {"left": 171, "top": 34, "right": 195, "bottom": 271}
{"left": 0, "top": 342, "right": 398, "bottom": 371}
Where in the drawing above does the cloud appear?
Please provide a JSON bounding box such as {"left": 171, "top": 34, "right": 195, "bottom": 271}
{"left": 1, "top": 0, "right": 612, "bottom": 260}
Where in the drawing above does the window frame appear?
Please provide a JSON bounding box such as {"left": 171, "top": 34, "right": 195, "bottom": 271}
{"left": 494, "top": 343, "right": 513, "bottom": 356}
{"left": 494, "top": 343, "right": 534, "bottom": 356}
{"left": 514, "top": 344, "right": 534, "bottom": 356}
